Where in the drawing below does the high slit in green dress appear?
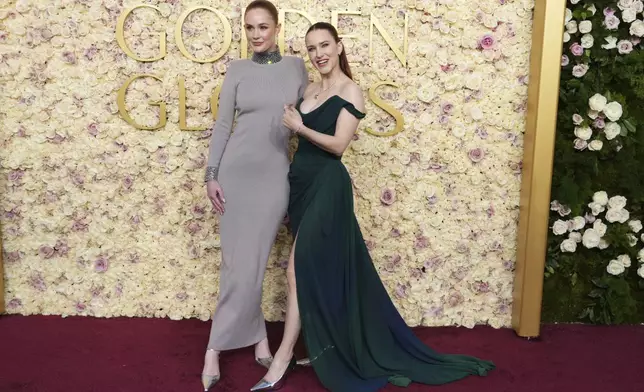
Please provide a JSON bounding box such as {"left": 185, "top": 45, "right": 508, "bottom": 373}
{"left": 288, "top": 95, "right": 495, "bottom": 392}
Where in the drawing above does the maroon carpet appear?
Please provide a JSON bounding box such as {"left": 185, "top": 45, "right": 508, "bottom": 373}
{"left": 0, "top": 315, "right": 642, "bottom": 392}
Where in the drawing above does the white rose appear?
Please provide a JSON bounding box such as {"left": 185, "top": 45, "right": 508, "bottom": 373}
{"left": 634, "top": 0, "right": 644, "bottom": 12}
{"left": 560, "top": 239, "right": 577, "bottom": 253}
{"left": 587, "top": 4, "right": 597, "bottom": 15}
{"left": 627, "top": 234, "right": 638, "bottom": 247}
{"left": 619, "top": 209, "right": 631, "bottom": 224}
{"left": 581, "top": 34, "right": 594, "bottom": 48}
{"left": 618, "top": 40, "right": 634, "bottom": 54}
{"left": 607, "top": 259, "right": 626, "bottom": 276}
{"left": 629, "top": 20, "right": 644, "bottom": 37}
{"left": 618, "top": 0, "right": 634, "bottom": 10}
{"left": 605, "top": 208, "right": 622, "bottom": 223}
{"left": 582, "top": 228, "right": 602, "bottom": 248}
{"left": 638, "top": 265, "right": 644, "bottom": 279}
{"left": 598, "top": 239, "right": 610, "bottom": 249}
{"left": 608, "top": 195, "right": 627, "bottom": 210}
{"left": 588, "top": 94, "right": 607, "bottom": 111}
{"left": 588, "top": 140, "right": 603, "bottom": 151}
{"left": 617, "top": 254, "right": 632, "bottom": 268}
{"left": 569, "top": 232, "right": 582, "bottom": 243}
{"left": 593, "top": 191, "right": 609, "bottom": 206}
{"left": 602, "top": 36, "right": 618, "bottom": 49}
{"left": 565, "top": 8, "right": 573, "bottom": 24}
{"left": 572, "top": 64, "right": 589, "bottom": 78}
{"left": 552, "top": 219, "right": 569, "bottom": 235}
{"left": 639, "top": 248, "right": 644, "bottom": 263}
{"left": 588, "top": 110, "right": 599, "bottom": 119}
{"left": 604, "top": 101, "right": 623, "bottom": 121}
{"left": 572, "top": 114, "right": 584, "bottom": 125}
{"left": 566, "top": 21, "right": 578, "bottom": 34}
{"left": 572, "top": 216, "right": 586, "bottom": 231}
{"left": 465, "top": 74, "right": 483, "bottom": 90}
{"left": 588, "top": 201, "right": 605, "bottom": 216}
{"left": 593, "top": 219, "right": 607, "bottom": 237}
{"left": 574, "top": 126, "right": 592, "bottom": 140}
{"left": 628, "top": 220, "right": 642, "bottom": 233}
{"left": 604, "top": 122, "right": 621, "bottom": 140}
{"left": 570, "top": 0, "right": 580, "bottom": 4}
{"left": 579, "top": 20, "right": 592, "bottom": 33}
{"left": 622, "top": 9, "right": 637, "bottom": 23}
{"left": 563, "top": 32, "right": 571, "bottom": 43}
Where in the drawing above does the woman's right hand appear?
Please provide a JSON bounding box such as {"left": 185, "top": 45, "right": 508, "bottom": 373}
{"left": 206, "top": 180, "right": 225, "bottom": 215}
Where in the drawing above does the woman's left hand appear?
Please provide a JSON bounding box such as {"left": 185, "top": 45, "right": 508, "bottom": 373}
{"left": 283, "top": 105, "right": 303, "bottom": 134}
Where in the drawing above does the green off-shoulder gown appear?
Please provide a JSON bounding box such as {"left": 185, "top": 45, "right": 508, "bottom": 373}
{"left": 287, "top": 95, "right": 495, "bottom": 392}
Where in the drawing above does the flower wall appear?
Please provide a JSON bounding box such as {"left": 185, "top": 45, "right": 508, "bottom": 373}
{"left": 544, "top": 0, "right": 644, "bottom": 324}
{"left": 0, "top": 0, "right": 534, "bottom": 328}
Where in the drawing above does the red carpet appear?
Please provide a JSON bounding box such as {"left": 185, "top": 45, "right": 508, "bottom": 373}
{"left": 0, "top": 315, "right": 642, "bottom": 392}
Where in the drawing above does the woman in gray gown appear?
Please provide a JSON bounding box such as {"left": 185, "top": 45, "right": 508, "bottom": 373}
{"left": 201, "top": 0, "right": 309, "bottom": 390}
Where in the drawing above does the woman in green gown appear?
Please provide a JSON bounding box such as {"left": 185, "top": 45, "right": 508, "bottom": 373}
{"left": 250, "top": 22, "right": 495, "bottom": 392}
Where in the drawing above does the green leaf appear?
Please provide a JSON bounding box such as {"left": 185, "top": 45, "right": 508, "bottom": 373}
{"left": 578, "top": 307, "right": 591, "bottom": 320}
{"left": 592, "top": 278, "right": 608, "bottom": 288}
{"left": 571, "top": 272, "right": 578, "bottom": 286}
{"left": 623, "top": 119, "right": 636, "bottom": 133}
{"left": 606, "top": 91, "right": 613, "bottom": 101}
{"left": 588, "top": 289, "right": 603, "bottom": 298}
{"left": 620, "top": 123, "right": 628, "bottom": 136}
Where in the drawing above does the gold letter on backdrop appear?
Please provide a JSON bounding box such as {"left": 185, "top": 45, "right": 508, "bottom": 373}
{"left": 116, "top": 5, "right": 167, "bottom": 62}
{"left": 117, "top": 74, "right": 167, "bottom": 130}
{"left": 176, "top": 7, "right": 233, "bottom": 63}
{"left": 365, "top": 81, "right": 404, "bottom": 137}
{"left": 179, "top": 77, "right": 207, "bottom": 131}
{"left": 210, "top": 85, "right": 223, "bottom": 120}
{"left": 369, "top": 13, "right": 408, "bottom": 67}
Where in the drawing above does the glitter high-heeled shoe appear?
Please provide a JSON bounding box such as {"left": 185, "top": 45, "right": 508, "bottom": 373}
{"left": 255, "top": 356, "right": 273, "bottom": 369}
{"left": 201, "top": 349, "right": 220, "bottom": 391}
{"left": 249, "top": 356, "right": 296, "bottom": 391}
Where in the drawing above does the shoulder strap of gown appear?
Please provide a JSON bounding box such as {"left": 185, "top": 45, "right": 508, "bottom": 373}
{"left": 340, "top": 100, "right": 366, "bottom": 119}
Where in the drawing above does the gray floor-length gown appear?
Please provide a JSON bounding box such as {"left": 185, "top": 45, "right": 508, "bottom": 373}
{"left": 205, "top": 51, "right": 308, "bottom": 350}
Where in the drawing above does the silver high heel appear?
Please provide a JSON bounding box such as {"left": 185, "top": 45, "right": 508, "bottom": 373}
{"left": 201, "top": 349, "right": 220, "bottom": 391}
{"left": 250, "top": 356, "right": 296, "bottom": 391}
{"left": 255, "top": 356, "right": 273, "bottom": 369}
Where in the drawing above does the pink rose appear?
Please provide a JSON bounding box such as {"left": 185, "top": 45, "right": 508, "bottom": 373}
{"left": 604, "top": 15, "right": 620, "bottom": 30}
{"left": 572, "top": 64, "right": 589, "bottom": 77}
{"left": 441, "top": 102, "right": 453, "bottom": 114}
{"left": 603, "top": 7, "right": 615, "bottom": 16}
{"left": 414, "top": 236, "right": 430, "bottom": 249}
{"left": 468, "top": 148, "right": 485, "bottom": 162}
{"left": 561, "top": 55, "right": 570, "bottom": 66}
{"left": 570, "top": 42, "right": 584, "bottom": 56}
{"left": 62, "top": 51, "right": 77, "bottom": 64}
{"left": 123, "top": 176, "right": 134, "bottom": 190}
{"left": 380, "top": 188, "right": 396, "bottom": 205}
{"left": 479, "top": 34, "right": 496, "bottom": 50}
{"left": 8, "top": 298, "right": 22, "bottom": 309}
{"left": 572, "top": 114, "right": 583, "bottom": 125}
{"left": 574, "top": 138, "right": 588, "bottom": 150}
{"left": 618, "top": 40, "right": 634, "bottom": 54}
{"left": 39, "top": 245, "right": 55, "bottom": 259}
{"left": 94, "top": 256, "right": 109, "bottom": 273}
{"left": 5, "top": 251, "right": 21, "bottom": 263}
{"left": 593, "top": 118, "right": 605, "bottom": 129}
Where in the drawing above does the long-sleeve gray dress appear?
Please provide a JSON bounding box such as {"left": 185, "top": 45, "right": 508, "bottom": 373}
{"left": 205, "top": 52, "right": 308, "bottom": 350}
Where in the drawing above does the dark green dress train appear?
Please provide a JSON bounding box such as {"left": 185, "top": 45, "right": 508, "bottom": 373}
{"left": 288, "top": 95, "right": 495, "bottom": 392}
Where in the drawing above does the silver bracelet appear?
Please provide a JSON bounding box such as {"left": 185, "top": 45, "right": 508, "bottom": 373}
{"left": 204, "top": 166, "right": 219, "bottom": 182}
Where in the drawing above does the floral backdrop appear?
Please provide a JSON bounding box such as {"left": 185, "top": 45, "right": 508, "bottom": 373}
{"left": 0, "top": 0, "right": 534, "bottom": 328}
{"left": 543, "top": 0, "right": 644, "bottom": 324}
